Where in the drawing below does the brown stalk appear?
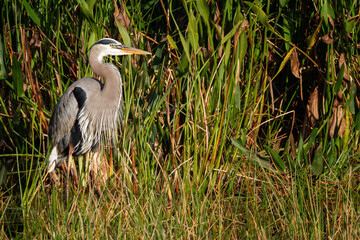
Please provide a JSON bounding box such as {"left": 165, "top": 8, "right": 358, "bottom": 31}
{"left": 165, "top": 69, "right": 180, "bottom": 194}
{"left": 159, "top": 0, "right": 171, "bottom": 33}
{"left": 131, "top": 142, "right": 138, "bottom": 195}
{"left": 21, "top": 26, "right": 48, "bottom": 132}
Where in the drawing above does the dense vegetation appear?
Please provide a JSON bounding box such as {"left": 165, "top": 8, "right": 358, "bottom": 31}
{"left": 1, "top": 0, "right": 360, "bottom": 238}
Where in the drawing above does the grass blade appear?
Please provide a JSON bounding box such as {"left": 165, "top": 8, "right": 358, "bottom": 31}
{"left": 264, "top": 145, "right": 285, "bottom": 172}
{"left": 22, "top": 0, "right": 42, "bottom": 27}
{"left": 12, "top": 56, "right": 24, "bottom": 99}
{"left": 334, "top": 64, "right": 344, "bottom": 93}
{"left": 272, "top": 47, "right": 294, "bottom": 80}
{"left": 231, "top": 138, "right": 275, "bottom": 171}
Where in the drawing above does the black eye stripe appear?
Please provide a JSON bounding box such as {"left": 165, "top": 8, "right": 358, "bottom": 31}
{"left": 95, "top": 39, "right": 118, "bottom": 45}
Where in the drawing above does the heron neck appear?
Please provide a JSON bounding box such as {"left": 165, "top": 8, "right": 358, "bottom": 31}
{"left": 89, "top": 56, "right": 123, "bottom": 105}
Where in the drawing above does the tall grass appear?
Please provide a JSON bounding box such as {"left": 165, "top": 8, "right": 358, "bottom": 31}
{"left": 1, "top": 0, "right": 360, "bottom": 238}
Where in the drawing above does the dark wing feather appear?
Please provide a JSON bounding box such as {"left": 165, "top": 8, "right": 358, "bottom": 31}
{"left": 48, "top": 88, "right": 80, "bottom": 155}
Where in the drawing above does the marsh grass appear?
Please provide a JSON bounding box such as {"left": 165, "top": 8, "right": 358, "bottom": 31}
{"left": 1, "top": 0, "right": 360, "bottom": 238}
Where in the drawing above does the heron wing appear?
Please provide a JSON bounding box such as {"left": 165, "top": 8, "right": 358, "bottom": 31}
{"left": 48, "top": 77, "right": 103, "bottom": 157}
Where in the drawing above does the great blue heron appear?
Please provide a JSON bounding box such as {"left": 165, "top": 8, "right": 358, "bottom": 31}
{"left": 47, "top": 38, "right": 150, "bottom": 180}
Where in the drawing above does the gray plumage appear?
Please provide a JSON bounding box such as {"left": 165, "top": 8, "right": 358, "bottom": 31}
{"left": 48, "top": 38, "right": 150, "bottom": 172}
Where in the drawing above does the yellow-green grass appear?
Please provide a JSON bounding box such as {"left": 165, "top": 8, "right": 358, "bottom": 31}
{"left": 1, "top": 0, "right": 360, "bottom": 238}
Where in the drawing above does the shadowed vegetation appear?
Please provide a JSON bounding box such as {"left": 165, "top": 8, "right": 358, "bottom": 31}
{"left": 1, "top": 0, "right": 360, "bottom": 238}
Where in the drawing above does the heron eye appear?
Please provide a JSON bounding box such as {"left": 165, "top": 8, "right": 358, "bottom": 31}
{"left": 110, "top": 44, "right": 114, "bottom": 47}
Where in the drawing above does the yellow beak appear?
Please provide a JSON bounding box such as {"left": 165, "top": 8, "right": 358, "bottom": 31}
{"left": 115, "top": 45, "right": 151, "bottom": 55}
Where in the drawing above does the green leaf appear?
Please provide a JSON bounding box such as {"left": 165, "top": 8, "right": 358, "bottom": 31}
{"left": 167, "top": 35, "right": 178, "bottom": 50}
{"left": 220, "top": 19, "right": 244, "bottom": 46}
{"left": 244, "top": 1, "right": 274, "bottom": 31}
{"left": 0, "top": 163, "right": 8, "bottom": 186}
{"left": 87, "top": 0, "right": 97, "bottom": 9}
{"left": 311, "top": 147, "right": 323, "bottom": 176}
{"left": 0, "top": 35, "right": 7, "bottom": 79}
{"left": 272, "top": 47, "right": 294, "bottom": 80}
{"left": 22, "top": 0, "right": 42, "bottom": 27}
{"left": 296, "top": 135, "right": 304, "bottom": 165}
{"left": 188, "top": 11, "right": 199, "bottom": 51}
{"left": 348, "top": 82, "right": 357, "bottom": 114}
{"left": 353, "top": 110, "right": 360, "bottom": 132}
{"left": 320, "top": 0, "right": 335, "bottom": 27}
{"left": 224, "top": 40, "right": 232, "bottom": 67}
{"left": 88, "top": 32, "right": 97, "bottom": 51}
{"left": 334, "top": 64, "right": 344, "bottom": 93}
{"left": 345, "top": 19, "right": 356, "bottom": 34}
{"left": 196, "top": 0, "right": 209, "bottom": 27}
{"left": 238, "top": 31, "right": 248, "bottom": 66}
{"left": 231, "top": 138, "right": 275, "bottom": 171}
{"left": 306, "top": 19, "right": 322, "bottom": 50}
{"left": 342, "top": 107, "right": 350, "bottom": 148}
{"left": 328, "top": 139, "right": 335, "bottom": 166}
{"left": 77, "top": 0, "right": 97, "bottom": 32}
{"left": 284, "top": 153, "right": 295, "bottom": 172}
{"left": 282, "top": 18, "right": 292, "bottom": 52}
{"left": 12, "top": 57, "right": 24, "bottom": 99}
{"left": 304, "top": 128, "right": 318, "bottom": 154}
{"left": 279, "top": 0, "right": 289, "bottom": 8}
{"left": 116, "top": 20, "right": 131, "bottom": 47}
{"left": 179, "top": 31, "right": 190, "bottom": 63}
{"left": 264, "top": 146, "right": 285, "bottom": 172}
{"left": 234, "top": 82, "right": 241, "bottom": 109}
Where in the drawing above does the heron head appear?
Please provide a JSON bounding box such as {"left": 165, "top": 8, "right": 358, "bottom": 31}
{"left": 90, "top": 38, "right": 151, "bottom": 60}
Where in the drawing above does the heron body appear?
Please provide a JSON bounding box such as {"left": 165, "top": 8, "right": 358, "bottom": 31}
{"left": 48, "top": 38, "right": 150, "bottom": 172}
